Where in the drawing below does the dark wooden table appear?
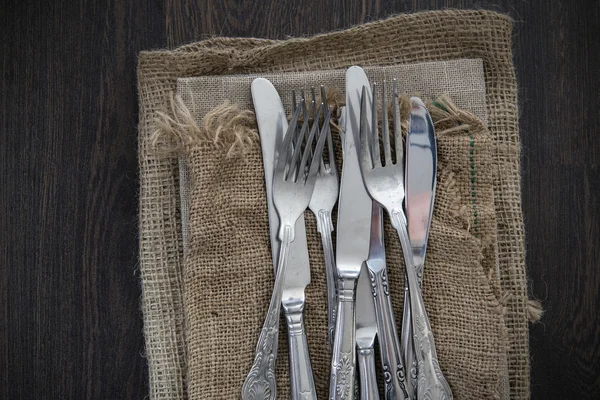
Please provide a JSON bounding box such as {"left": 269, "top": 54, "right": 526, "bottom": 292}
{"left": 1, "top": 1, "right": 598, "bottom": 399}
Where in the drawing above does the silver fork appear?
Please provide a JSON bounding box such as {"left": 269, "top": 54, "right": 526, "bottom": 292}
{"left": 358, "top": 82, "right": 453, "bottom": 400}
{"left": 241, "top": 100, "right": 331, "bottom": 400}
{"left": 306, "top": 87, "right": 339, "bottom": 350}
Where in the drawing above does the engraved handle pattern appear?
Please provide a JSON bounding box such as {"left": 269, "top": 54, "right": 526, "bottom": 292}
{"left": 285, "top": 305, "right": 317, "bottom": 400}
{"left": 401, "top": 280, "right": 417, "bottom": 400}
{"left": 242, "top": 227, "right": 292, "bottom": 400}
{"left": 369, "top": 268, "right": 409, "bottom": 400}
{"left": 391, "top": 210, "right": 453, "bottom": 400}
{"left": 317, "top": 209, "right": 337, "bottom": 351}
{"left": 329, "top": 277, "right": 357, "bottom": 400}
{"left": 358, "top": 347, "right": 380, "bottom": 400}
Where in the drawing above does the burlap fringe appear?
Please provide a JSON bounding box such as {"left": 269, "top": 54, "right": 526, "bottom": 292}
{"left": 152, "top": 91, "right": 547, "bottom": 326}
{"left": 152, "top": 93, "right": 259, "bottom": 158}
{"left": 527, "top": 299, "right": 543, "bottom": 323}
{"left": 500, "top": 291, "right": 543, "bottom": 324}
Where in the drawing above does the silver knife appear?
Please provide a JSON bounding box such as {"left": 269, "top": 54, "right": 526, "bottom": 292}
{"left": 252, "top": 78, "right": 317, "bottom": 400}
{"left": 356, "top": 259, "right": 379, "bottom": 400}
{"left": 329, "top": 66, "right": 373, "bottom": 400}
{"left": 401, "top": 97, "right": 441, "bottom": 399}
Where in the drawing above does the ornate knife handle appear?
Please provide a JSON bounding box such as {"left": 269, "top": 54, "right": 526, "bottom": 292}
{"left": 391, "top": 211, "right": 453, "bottom": 400}
{"left": 329, "top": 277, "right": 357, "bottom": 400}
{"left": 317, "top": 209, "right": 337, "bottom": 350}
{"left": 401, "top": 276, "right": 418, "bottom": 400}
{"left": 358, "top": 346, "right": 380, "bottom": 400}
{"left": 370, "top": 268, "right": 410, "bottom": 400}
{"left": 284, "top": 302, "right": 317, "bottom": 400}
{"left": 242, "top": 228, "right": 293, "bottom": 400}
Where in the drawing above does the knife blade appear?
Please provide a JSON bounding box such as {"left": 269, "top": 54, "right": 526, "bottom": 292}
{"left": 356, "top": 260, "right": 379, "bottom": 400}
{"left": 401, "top": 96, "right": 438, "bottom": 399}
{"left": 329, "top": 66, "right": 373, "bottom": 400}
{"left": 251, "top": 78, "right": 316, "bottom": 399}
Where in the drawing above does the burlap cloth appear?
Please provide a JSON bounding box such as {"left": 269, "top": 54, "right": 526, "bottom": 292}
{"left": 137, "top": 10, "right": 532, "bottom": 400}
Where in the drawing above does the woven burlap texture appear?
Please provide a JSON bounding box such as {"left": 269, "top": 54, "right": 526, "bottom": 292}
{"left": 167, "top": 61, "right": 508, "bottom": 399}
{"left": 137, "top": 9, "right": 529, "bottom": 400}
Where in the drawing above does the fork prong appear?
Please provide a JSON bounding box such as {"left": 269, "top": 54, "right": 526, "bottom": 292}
{"left": 319, "top": 86, "right": 329, "bottom": 172}
{"left": 289, "top": 100, "right": 312, "bottom": 181}
{"left": 320, "top": 85, "right": 328, "bottom": 124}
{"left": 311, "top": 87, "right": 317, "bottom": 120}
{"left": 392, "top": 79, "right": 402, "bottom": 163}
{"left": 359, "top": 85, "right": 373, "bottom": 171}
{"left": 306, "top": 107, "right": 332, "bottom": 187}
{"left": 382, "top": 81, "right": 392, "bottom": 166}
{"left": 292, "top": 90, "right": 298, "bottom": 112}
{"left": 371, "top": 83, "right": 381, "bottom": 167}
{"left": 299, "top": 102, "right": 324, "bottom": 181}
{"left": 326, "top": 110, "right": 335, "bottom": 171}
{"left": 277, "top": 100, "right": 304, "bottom": 176}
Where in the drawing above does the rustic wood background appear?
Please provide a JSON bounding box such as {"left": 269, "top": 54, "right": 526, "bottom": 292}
{"left": 1, "top": 0, "right": 598, "bottom": 398}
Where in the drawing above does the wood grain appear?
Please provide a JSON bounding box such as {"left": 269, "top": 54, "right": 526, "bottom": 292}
{"left": 1, "top": 0, "right": 598, "bottom": 399}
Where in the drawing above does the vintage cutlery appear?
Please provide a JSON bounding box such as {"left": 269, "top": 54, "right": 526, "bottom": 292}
{"left": 401, "top": 87, "right": 438, "bottom": 400}
{"left": 356, "top": 260, "right": 379, "bottom": 400}
{"left": 306, "top": 87, "right": 339, "bottom": 350}
{"left": 364, "top": 82, "right": 410, "bottom": 400}
{"left": 358, "top": 82, "right": 453, "bottom": 400}
{"left": 244, "top": 78, "right": 329, "bottom": 400}
{"left": 329, "top": 66, "right": 373, "bottom": 400}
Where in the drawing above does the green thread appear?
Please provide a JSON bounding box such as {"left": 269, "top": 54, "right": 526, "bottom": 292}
{"left": 468, "top": 132, "right": 479, "bottom": 237}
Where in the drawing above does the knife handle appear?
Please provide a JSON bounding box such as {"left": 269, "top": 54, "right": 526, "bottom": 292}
{"left": 358, "top": 346, "right": 380, "bottom": 400}
{"left": 241, "top": 230, "right": 293, "bottom": 400}
{"left": 370, "top": 268, "right": 410, "bottom": 400}
{"left": 329, "top": 277, "right": 357, "bottom": 400}
{"left": 391, "top": 212, "right": 453, "bottom": 400}
{"left": 401, "top": 278, "right": 417, "bottom": 400}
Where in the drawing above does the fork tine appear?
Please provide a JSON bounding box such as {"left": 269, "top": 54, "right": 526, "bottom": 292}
{"left": 371, "top": 83, "right": 381, "bottom": 167}
{"left": 392, "top": 79, "right": 402, "bottom": 162}
{"left": 320, "top": 86, "right": 328, "bottom": 125}
{"left": 292, "top": 90, "right": 298, "bottom": 112}
{"left": 319, "top": 86, "right": 335, "bottom": 169}
{"left": 359, "top": 85, "right": 373, "bottom": 171}
{"left": 319, "top": 86, "right": 329, "bottom": 171}
{"left": 277, "top": 99, "right": 303, "bottom": 176}
{"left": 299, "top": 102, "right": 324, "bottom": 180}
{"left": 289, "top": 100, "right": 312, "bottom": 181}
{"left": 382, "top": 81, "right": 392, "bottom": 166}
{"left": 311, "top": 87, "right": 317, "bottom": 121}
{"left": 326, "top": 114, "right": 335, "bottom": 171}
{"left": 306, "top": 106, "right": 332, "bottom": 186}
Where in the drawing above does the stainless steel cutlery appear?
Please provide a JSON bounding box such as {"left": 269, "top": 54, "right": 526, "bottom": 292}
{"left": 245, "top": 67, "right": 452, "bottom": 400}
{"left": 329, "top": 66, "right": 374, "bottom": 400}
{"left": 358, "top": 81, "right": 452, "bottom": 400}
{"left": 401, "top": 86, "right": 439, "bottom": 400}
{"left": 355, "top": 260, "right": 379, "bottom": 400}
{"left": 307, "top": 87, "right": 340, "bottom": 350}
{"left": 245, "top": 79, "right": 330, "bottom": 400}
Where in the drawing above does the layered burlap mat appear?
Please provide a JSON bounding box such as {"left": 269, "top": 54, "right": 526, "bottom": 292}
{"left": 137, "top": 10, "right": 534, "bottom": 400}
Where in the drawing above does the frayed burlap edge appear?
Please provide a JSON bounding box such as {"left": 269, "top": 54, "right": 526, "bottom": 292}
{"left": 158, "top": 94, "right": 511, "bottom": 400}
{"left": 137, "top": 10, "right": 536, "bottom": 400}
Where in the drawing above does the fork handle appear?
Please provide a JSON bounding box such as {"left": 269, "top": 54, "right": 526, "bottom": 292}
{"left": 284, "top": 304, "right": 317, "bottom": 400}
{"left": 329, "top": 277, "right": 357, "bottom": 400}
{"left": 370, "top": 268, "right": 410, "bottom": 400}
{"left": 241, "top": 227, "right": 292, "bottom": 400}
{"left": 391, "top": 211, "right": 453, "bottom": 400}
{"left": 317, "top": 209, "right": 337, "bottom": 350}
